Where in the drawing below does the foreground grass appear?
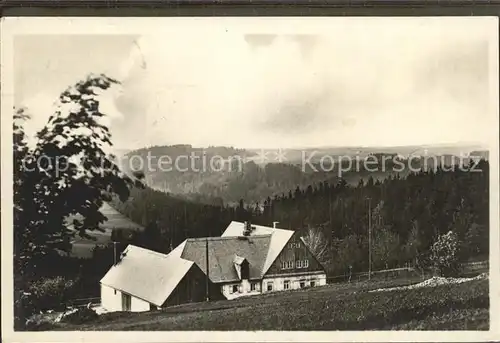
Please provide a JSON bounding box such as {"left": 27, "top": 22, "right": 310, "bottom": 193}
{"left": 393, "top": 308, "right": 489, "bottom": 330}
{"left": 51, "top": 278, "right": 488, "bottom": 331}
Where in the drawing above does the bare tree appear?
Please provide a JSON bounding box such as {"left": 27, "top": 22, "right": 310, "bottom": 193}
{"left": 302, "top": 226, "right": 330, "bottom": 264}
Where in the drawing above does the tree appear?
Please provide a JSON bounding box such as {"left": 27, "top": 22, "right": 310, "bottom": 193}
{"left": 332, "top": 234, "right": 364, "bottom": 274}
{"left": 138, "top": 220, "right": 163, "bottom": 253}
{"left": 462, "top": 223, "right": 488, "bottom": 259}
{"left": 13, "top": 108, "right": 38, "bottom": 275}
{"left": 14, "top": 74, "right": 143, "bottom": 278}
{"left": 371, "top": 228, "right": 400, "bottom": 270}
{"left": 14, "top": 74, "right": 147, "bottom": 328}
{"left": 368, "top": 200, "right": 400, "bottom": 269}
{"left": 302, "top": 226, "right": 330, "bottom": 265}
{"left": 403, "top": 220, "right": 423, "bottom": 266}
{"left": 430, "top": 230, "right": 461, "bottom": 277}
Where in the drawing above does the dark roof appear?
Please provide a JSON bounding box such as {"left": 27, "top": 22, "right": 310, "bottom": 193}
{"left": 180, "top": 235, "right": 271, "bottom": 283}
{"left": 222, "top": 221, "right": 295, "bottom": 275}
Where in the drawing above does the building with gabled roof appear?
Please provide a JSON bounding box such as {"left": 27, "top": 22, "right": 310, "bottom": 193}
{"left": 100, "top": 221, "right": 327, "bottom": 312}
{"left": 100, "top": 245, "right": 217, "bottom": 312}
{"left": 220, "top": 221, "right": 327, "bottom": 298}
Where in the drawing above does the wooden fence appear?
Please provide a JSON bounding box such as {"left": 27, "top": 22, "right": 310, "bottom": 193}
{"left": 66, "top": 297, "right": 101, "bottom": 308}
{"left": 326, "top": 260, "right": 488, "bottom": 284}
{"left": 462, "top": 260, "right": 488, "bottom": 270}
{"left": 327, "top": 266, "right": 417, "bottom": 284}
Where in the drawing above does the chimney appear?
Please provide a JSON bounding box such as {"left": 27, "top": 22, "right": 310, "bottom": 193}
{"left": 273, "top": 221, "right": 279, "bottom": 229}
{"left": 243, "top": 221, "right": 252, "bottom": 236}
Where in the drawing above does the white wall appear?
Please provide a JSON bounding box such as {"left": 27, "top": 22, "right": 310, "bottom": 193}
{"left": 221, "top": 279, "right": 261, "bottom": 300}
{"left": 220, "top": 273, "right": 327, "bottom": 300}
{"left": 101, "top": 284, "right": 123, "bottom": 312}
{"left": 101, "top": 284, "right": 152, "bottom": 312}
{"left": 130, "top": 295, "right": 150, "bottom": 312}
{"left": 262, "top": 273, "right": 327, "bottom": 293}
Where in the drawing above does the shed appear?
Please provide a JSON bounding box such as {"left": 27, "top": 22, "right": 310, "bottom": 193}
{"left": 100, "top": 245, "right": 211, "bottom": 311}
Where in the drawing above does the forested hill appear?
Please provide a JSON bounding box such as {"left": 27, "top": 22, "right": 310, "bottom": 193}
{"left": 110, "top": 159, "right": 489, "bottom": 275}
{"left": 117, "top": 144, "right": 488, "bottom": 206}
{"left": 117, "top": 144, "right": 337, "bottom": 205}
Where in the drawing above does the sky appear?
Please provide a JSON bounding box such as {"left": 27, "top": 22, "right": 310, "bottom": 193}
{"left": 14, "top": 17, "right": 498, "bottom": 150}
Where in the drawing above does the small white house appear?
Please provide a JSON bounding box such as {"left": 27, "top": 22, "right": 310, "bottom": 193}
{"left": 100, "top": 245, "right": 211, "bottom": 312}
{"left": 100, "top": 221, "right": 327, "bottom": 312}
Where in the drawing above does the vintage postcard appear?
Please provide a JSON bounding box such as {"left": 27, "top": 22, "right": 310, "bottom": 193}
{"left": 1, "top": 16, "right": 499, "bottom": 342}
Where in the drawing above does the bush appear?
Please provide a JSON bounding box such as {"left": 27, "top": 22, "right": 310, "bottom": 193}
{"left": 14, "top": 290, "right": 36, "bottom": 330}
{"left": 28, "top": 276, "right": 77, "bottom": 312}
{"left": 24, "top": 317, "right": 55, "bottom": 331}
{"left": 430, "top": 231, "right": 461, "bottom": 277}
{"left": 14, "top": 276, "right": 77, "bottom": 330}
{"left": 60, "top": 307, "right": 98, "bottom": 324}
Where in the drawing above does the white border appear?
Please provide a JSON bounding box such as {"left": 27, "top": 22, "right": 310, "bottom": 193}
{"left": 1, "top": 16, "right": 499, "bottom": 342}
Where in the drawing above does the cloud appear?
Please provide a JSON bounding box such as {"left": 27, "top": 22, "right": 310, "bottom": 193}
{"left": 14, "top": 19, "right": 497, "bottom": 149}
{"left": 19, "top": 84, "right": 124, "bottom": 151}
{"left": 19, "top": 92, "right": 59, "bottom": 147}
{"left": 14, "top": 35, "right": 136, "bottom": 149}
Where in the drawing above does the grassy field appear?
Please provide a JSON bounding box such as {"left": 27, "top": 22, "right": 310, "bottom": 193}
{"left": 51, "top": 276, "right": 488, "bottom": 331}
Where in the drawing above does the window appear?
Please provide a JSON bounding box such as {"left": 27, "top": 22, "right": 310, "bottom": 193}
{"left": 284, "top": 280, "right": 290, "bottom": 290}
{"left": 299, "top": 281, "right": 305, "bottom": 288}
{"left": 232, "top": 284, "right": 239, "bottom": 293}
{"left": 290, "top": 242, "right": 301, "bottom": 248}
{"left": 281, "top": 261, "right": 294, "bottom": 270}
{"left": 250, "top": 282, "right": 257, "bottom": 291}
{"left": 295, "top": 260, "right": 309, "bottom": 269}
{"left": 121, "top": 293, "right": 131, "bottom": 311}
{"left": 310, "top": 280, "right": 316, "bottom": 287}
{"left": 267, "top": 282, "right": 273, "bottom": 291}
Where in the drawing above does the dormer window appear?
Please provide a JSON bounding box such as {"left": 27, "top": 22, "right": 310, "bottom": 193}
{"left": 241, "top": 261, "right": 249, "bottom": 279}
{"left": 233, "top": 255, "right": 249, "bottom": 280}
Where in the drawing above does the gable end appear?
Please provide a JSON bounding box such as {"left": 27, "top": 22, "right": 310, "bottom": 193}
{"left": 264, "top": 231, "right": 326, "bottom": 276}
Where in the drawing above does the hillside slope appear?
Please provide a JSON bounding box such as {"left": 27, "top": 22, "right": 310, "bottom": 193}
{"left": 67, "top": 203, "right": 144, "bottom": 258}
{"left": 52, "top": 277, "right": 488, "bottom": 331}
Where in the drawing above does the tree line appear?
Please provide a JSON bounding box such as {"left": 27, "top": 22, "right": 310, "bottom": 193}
{"left": 111, "top": 158, "right": 488, "bottom": 276}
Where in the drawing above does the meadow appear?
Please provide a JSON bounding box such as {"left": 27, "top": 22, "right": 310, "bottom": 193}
{"left": 50, "top": 277, "right": 488, "bottom": 331}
